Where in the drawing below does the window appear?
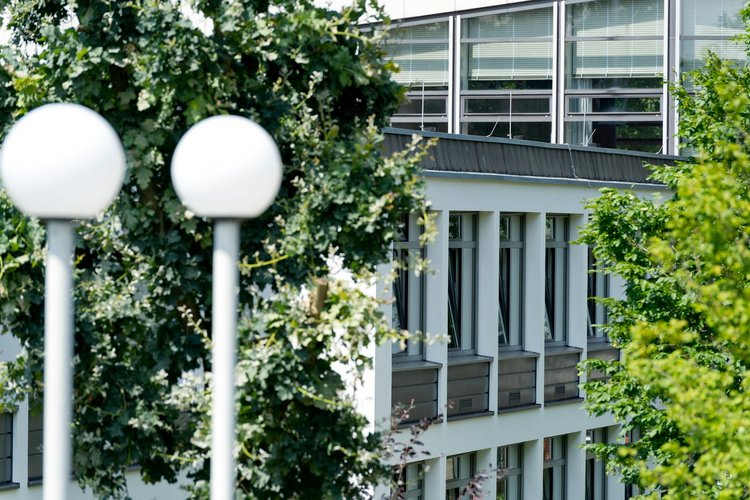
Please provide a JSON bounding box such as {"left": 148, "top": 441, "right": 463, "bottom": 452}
{"left": 393, "top": 214, "right": 425, "bottom": 358}
{"left": 446, "top": 452, "right": 476, "bottom": 499}
{"left": 543, "top": 436, "right": 566, "bottom": 500}
{"left": 545, "top": 217, "right": 568, "bottom": 343}
{"left": 564, "top": 0, "right": 664, "bottom": 152}
{"left": 460, "top": 7, "right": 553, "bottom": 141}
{"left": 448, "top": 213, "right": 477, "bottom": 353}
{"left": 28, "top": 410, "right": 43, "bottom": 483}
{"left": 385, "top": 21, "right": 450, "bottom": 132}
{"left": 497, "top": 444, "right": 522, "bottom": 500}
{"left": 585, "top": 429, "right": 607, "bottom": 500}
{"left": 681, "top": 0, "right": 747, "bottom": 75}
{"left": 587, "top": 247, "right": 609, "bottom": 341}
{"left": 499, "top": 215, "right": 524, "bottom": 347}
{"left": 393, "top": 462, "right": 424, "bottom": 499}
{"left": 0, "top": 414, "right": 11, "bottom": 485}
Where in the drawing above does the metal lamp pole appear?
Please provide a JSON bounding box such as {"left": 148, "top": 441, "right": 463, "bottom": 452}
{"left": 0, "top": 103, "right": 126, "bottom": 500}
{"left": 171, "top": 115, "right": 282, "bottom": 499}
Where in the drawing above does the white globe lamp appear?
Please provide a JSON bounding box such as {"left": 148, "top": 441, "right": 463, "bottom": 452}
{"left": 0, "top": 103, "right": 126, "bottom": 219}
{"left": 0, "top": 103, "right": 126, "bottom": 500}
{"left": 171, "top": 115, "right": 282, "bottom": 218}
{"left": 171, "top": 115, "right": 282, "bottom": 500}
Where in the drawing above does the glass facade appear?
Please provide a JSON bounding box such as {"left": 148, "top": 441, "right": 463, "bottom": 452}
{"left": 382, "top": 0, "right": 748, "bottom": 154}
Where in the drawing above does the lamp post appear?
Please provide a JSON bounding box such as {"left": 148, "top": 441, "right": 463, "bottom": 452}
{"left": 171, "top": 115, "right": 282, "bottom": 499}
{"left": 0, "top": 103, "right": 126, "bottom": 500}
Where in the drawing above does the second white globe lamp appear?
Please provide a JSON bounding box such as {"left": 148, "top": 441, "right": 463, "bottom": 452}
{"left": 171, "top": 115, "right": 282, "bottom": 500}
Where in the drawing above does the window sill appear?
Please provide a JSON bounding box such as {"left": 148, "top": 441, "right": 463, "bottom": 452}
{"left": 544, "top": 345, "right": 583, "bottom": 356}
{"left": 392, "top": 359, "right": 442, "bottom": 373}
{"left": 0, "top": 482, "right": 20, "bottom": 492}
{"left": 447, "top": 354, "right": 493, "bottom": 366}
{"left": 498, "top": 349, "right": 539, "bottom": 360}
{"left": 497, "top": 403, "right": 541, "bottom": 415}
{"left": 544, "top": 397, "right": 584, "bottom": 408}
{"left": 28, "top": 479, "right": 43, "bottom": 487}
{"left": 396, "top": 415, "right": 444, "bottom": 430}
{"left": 447, "top": 410, "right": 494, "bottom": 422}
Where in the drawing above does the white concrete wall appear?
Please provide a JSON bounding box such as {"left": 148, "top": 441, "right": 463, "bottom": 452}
{"left": 380, "top": 173, "right": 666, "bottom": 498}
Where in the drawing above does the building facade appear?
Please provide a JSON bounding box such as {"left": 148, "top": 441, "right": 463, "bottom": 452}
{"left": 381, "top": 0, "right": 746, "bottom": 155}
{"left": 374, "top": 129, "right": 679, "bottom": 499}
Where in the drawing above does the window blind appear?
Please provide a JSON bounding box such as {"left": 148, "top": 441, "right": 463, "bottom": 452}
{"left": 386, "top": 42, "right": 449, "bottom": 88}
{"left": 682, "top": 0, "right": 745, "bottom": 37}
{"left": 463, "top": 8, "right": 553, "bottom": 80}
{"left": 568, "top": 0, "right": 664, "bottom": 78}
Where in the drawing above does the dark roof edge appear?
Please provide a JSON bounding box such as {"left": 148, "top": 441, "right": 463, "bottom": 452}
{"left": 383, "top": 127, "right": 687, "bottom": 163}
{"left": 424, "top": 170, "right": 669, "bottom": 191}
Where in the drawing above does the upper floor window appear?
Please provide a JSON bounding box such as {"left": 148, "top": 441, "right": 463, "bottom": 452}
{"left": 448, "top": 213, "right": 477, "bottom": 353}
{"left": 0, "top": 413, "right": 11, "bottom": 485}
{"left": 499, "top": 214, "right": 524, "bottom": 348}
{"left": 565, "top": 0, "right": 664, "bottom": 90}
{"left": 385, "top": 21, "right": 450, "bottom": 132}
{"left": 543, "top": 436, "right": 567, "bottom": 500}
{"left": 460, "top": 8, "right": 553, "bottom": 142}
{"left": 393, "top": 462, "right": 424, "bottom": 500}
{"left": 681, "top": 0, "right": 747, "bottom": 76}
{"left": 393, "top": 214, "right": 425, "bottom": 358}
{"left": 587, "top": 247, "right": 609, "bottom": 341}
{"left": 446, "top": 452, "right": 476, "bottom": 499}
{"left": 498, "top": 444, "right": 523, "bottom": 500}
{"left": 545, "top": 216, "right": 568, "bottom": 343}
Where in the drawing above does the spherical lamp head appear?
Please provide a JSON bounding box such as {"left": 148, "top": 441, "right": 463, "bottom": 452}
{"left": 0, "top": 103, "right": 127, "bottom": 219}
{"left": 171, "top": 116, "right": 283, "bottom": 219}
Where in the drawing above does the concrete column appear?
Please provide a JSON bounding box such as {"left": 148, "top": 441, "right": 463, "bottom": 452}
{"left": 477, "top": 211, "right": 500, "bottom": 411}
{"left": 476, "top": 447, "right": 497, "bottom": 499}
{"left": 523, "top": 439, "right": 544, "bottom": 499}
{"left": 566, "top": 431, "right": 586, "bottom": 500}
{"left": 425, "top": 210, "right": 449, "bottom": 420}
{"left": 373, "top": 262, "right": 393, "bottom": 432}
{"left": 607, "top": 425, "right": 626, "bottom": 500}
{"left": 568, "top": 214, "right": 587, "bottom": 351}
{"left": 524, "top": 213, "right": 545, "bottom": 404}
{"left": 424, "top": 455, "right": 446, "bottom": 499}
{"left": 14, "top": 400, "right": 29, "bottom": 489}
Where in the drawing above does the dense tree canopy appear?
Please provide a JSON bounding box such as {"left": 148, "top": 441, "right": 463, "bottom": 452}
{"left": 581, "top": 6, "right": 750, "bottom": 498}
{"left": 0, "top": 1, "right": 430, "bottom": 498}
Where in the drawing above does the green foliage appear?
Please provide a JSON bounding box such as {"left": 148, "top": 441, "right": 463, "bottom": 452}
{"left": 0, "top": 1, "right": 431, "bottom": 498}
{"left": 581, "top": 6, "right": 750, "bottom": 498}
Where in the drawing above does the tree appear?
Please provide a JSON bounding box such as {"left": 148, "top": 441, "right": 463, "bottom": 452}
{"left": 581, "top": 6, "right": 750, "bottom": 497}
{"left": 0, "top": 1, "right": 431, "bottom": 497}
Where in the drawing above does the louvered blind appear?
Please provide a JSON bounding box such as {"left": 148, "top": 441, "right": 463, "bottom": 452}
{"left": 464, "top": 8, "right": 553, "bottom": 80}
{"left": 568, "top": 0, "right": 664, "bottom": 78}
{"left": 386, "top": 22, "right": 449, "bottom": 88}
{"left": 682, "top": 0, "right": 745, "bottom": 37}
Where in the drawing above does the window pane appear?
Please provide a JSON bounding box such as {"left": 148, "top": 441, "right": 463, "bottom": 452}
{"left": 682, "top": 0, "right": 745, "bottom": 36}
{"left": 564, "top": 121, "right": 663, "bottom": 152}
{"left": 386, "top": 22, "right": 450, "bottom": 89}
{"left": 448, "top": 214, "right": 477, "bottom": 352}
{"left": 499, "top": 215, "right": 524, "bottom": 347}
{"left": 463, "top": 8, "right": 553, "bottom": 84}
{"left": 466, "top": 98, "right": 550, "bottom": 115}
{"left": 393, "top": 215, "right": 425, "bottom": 357}
{"left": 390, "top": 121, "right": 449, "bottom": 133}
{"left": 397, "top": 97, "right": 448, "bottom": 116}
{"left": 568, "top": 96, "right": 660, "bottom": 114}
{"left": 567, "top": 0, "right": 664, "bottom": 37}
{"left": 464, "top": 122, "right": 552, "bottom": 142}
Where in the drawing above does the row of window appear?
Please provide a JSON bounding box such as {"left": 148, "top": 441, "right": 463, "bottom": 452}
{"left": 393, "top": 432, "right": 617, "bottom": 500}
{"left": 392, "top": 213, "right": 609, "bottom": 359}
{"left": 383, "top": 0, "right": 747, "bottom": 153}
